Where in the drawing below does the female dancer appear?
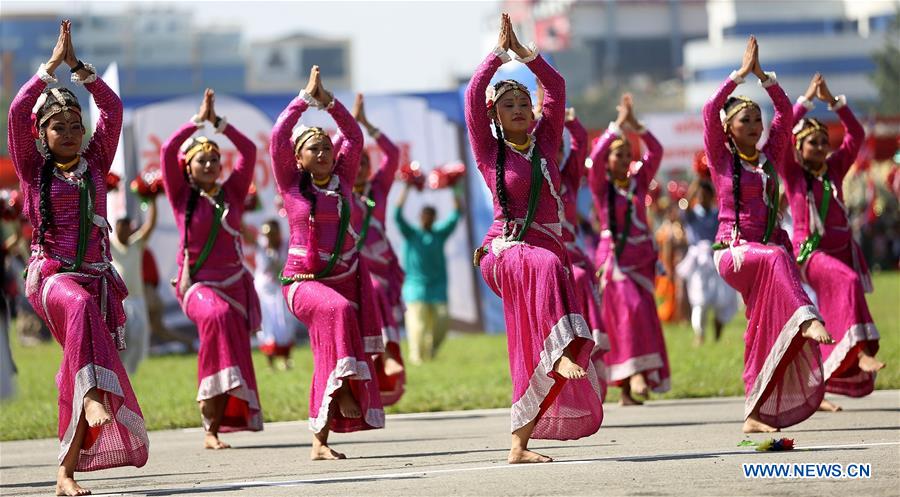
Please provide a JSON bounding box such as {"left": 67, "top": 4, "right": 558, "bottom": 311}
{"left": 271, "top": 66, "right": 384, "bottom": 461}
{"left": 588, "top": 93, "right": 670, "bottom": 405}
{"left": 348, "top": 93, "right": 406, "bottom": 405}
{"left": 468, "top": 14, "right": 604, "bottom": 464}
{"left": 702, "top": 36, "right": 833, "bottom": 433}
{"left": 160, "top": 88, "right": 263, "bottom": 449}
{"left": 9, "top": 21, "right": 148, "bottom": 495}
{"left": 538, "top": 95, "right": 610, "bottom": 390}
{"left": 785, "top": 74, "right": 883, "bottom": 411}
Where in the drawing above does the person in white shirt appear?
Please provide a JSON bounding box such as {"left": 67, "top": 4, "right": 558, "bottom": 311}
{"left": 110, "top": 196, "right": 157, "bottom": 374}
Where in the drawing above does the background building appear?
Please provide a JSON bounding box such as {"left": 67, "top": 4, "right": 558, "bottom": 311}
{"left": 684, "top": 0, "right": 899, "bottom": 112}
{"left": 246, "top": 33, "right": 352, "bottom": 93}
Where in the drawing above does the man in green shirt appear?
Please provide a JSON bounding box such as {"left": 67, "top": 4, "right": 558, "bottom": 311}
{"left": 394, "top": 183, "right": 462, "bottom": 364}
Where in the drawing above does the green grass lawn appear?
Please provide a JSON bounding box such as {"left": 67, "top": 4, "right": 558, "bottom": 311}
{"left": 1, "top": 272, "right": 896, "bottom": 441}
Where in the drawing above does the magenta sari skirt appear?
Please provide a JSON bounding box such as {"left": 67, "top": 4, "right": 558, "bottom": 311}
{"left": 715, "top": 241, "right": 825, "bottom": 428}
{"left": 479, "top": 232, "right": 604, "bottom": 440}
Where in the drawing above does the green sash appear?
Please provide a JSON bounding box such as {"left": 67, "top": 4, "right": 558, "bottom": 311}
{"left": 613, "top": 186, "right": 634, "bottom": 260}
{"left": 189, "top": 191, "right": 225, "bottom": 278}
{"left": 513, "top": 147, "right": 544, "bottom": 242}
{"left": 63, "top": 171, "right": 96, "bottom": 272}
{"left": 355, "top": 196, "right": 377, "bottom": 251}
{"left": 796, "top": 175, "right": 833, "bottom": 264}
{"left": 280, "top": 196, "right": 351, "bottom": 284}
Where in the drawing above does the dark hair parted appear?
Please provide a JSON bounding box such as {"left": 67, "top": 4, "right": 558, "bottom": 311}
{"left": 35, "top": 88, "right": 83, "bottom": 249}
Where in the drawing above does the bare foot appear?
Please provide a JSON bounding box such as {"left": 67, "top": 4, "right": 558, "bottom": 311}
{"left": 553, "top": 355, "right": 587, "bottom": 380}
{"left": 618, "top": 390, "right": 644, "bottom": 406}
{"left": 818, "top": 399, "right": 843, "bottom": 412}
{"left": 692, "top": 335, "right": 704, "bottom": 348}
{"left": 629, "top": 373, "right": 649, "bottom": 398}
{"left": 800, "top": 320, "right": 834, "bottom": 345}
{"left": 310, "top": 443, "right": 346, "bottom": 461}
{"left": 383, "top": 356, "right": 405, "bottom": 377}
{"left": 203, "top": 433, "right": 231, "bottom": 450}
{"left": 82, "top": 389, "right": 112, "bottom": 428}
{"left": 508, "top": 447, "right": 553, "bottom": 464}
{"left": 56, "top": 468, "right": 90, "bottom": 496}
{"left": 742, "top": 416, "right": 780, "bottom": 433}
{"left": 335, "top": 383, "right": 362, "bottom": 419}
{"left": 858, "top": 353, "right": 885, "bottom": 373}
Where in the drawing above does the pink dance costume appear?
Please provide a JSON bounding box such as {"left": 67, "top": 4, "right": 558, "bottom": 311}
{"left": 587, "top": 121, "right": 671, "bottom": 394}
{"left": 10, "top": 64, "right": 148, "bottom": 470}
{"left": 160, "top": 117, "right": 263, "bottom": 433}
{"left": 703, "top": 71, "right": 825, "bottom": 428}
{"left": 349, "top": 130, "right": 406, "bottom": 406}
{"left": 560, "top": 116, "right": 610, "bottom": 392}
{"left": 467, "top": 48, "right": 604, "bottom": 440}
{"left": 271, "top": 90, "right": 385, "bottom": 434}
{"left": 785, "top": 96, "right": 878, "bottom": 397}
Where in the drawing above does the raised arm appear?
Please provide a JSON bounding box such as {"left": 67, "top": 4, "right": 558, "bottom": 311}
{"left": 760, "top": 76, "right": 793, "bottom": 176}
{"left": 7, "top": 74, "right": 48, "bottom": 187}
{"left": 529, "top": 55, "right": 566, "bottom": 160}
{"left": 634, "top": 128, "right": 664, "bottom": 188}
{"left": 827, "top": 100, "right": 864, "bottom": 182}
{"left": 371, "top": 131, "right": 400, "bottom": 194}
{"left": 129, "top": 195, "right": 157, "bottom": 245}
{"left": 560, "top": 113, "right": 588, "bottom": 186}
{"left": 81, "top": 75, "right": 123, "bottom": 175}
{"left": 393, "top": 205, "right": 416, "bottom": 240}
{"left": 8, "top": 22, "right": 70, "bottom": 185}
{"left": 434, "top": 208, "right": 461, "bottom": 238}
{"left": 464, "top": 50, "right": 507, "bottom": 170}
{"left": 160, "top": 120, "right": 201, "bottom": 205}
{"left": 793, "top": 73, "right": 821, "bottom": 125}
{"left": 393, "top": 184, "right": 416, "bottom": 239}
{"left": 587, "top": 126, "right": 617, "bottom": 196}
{"left": 329, "top": 98, "right": 363, "bottom": 186}
{"left": 702, "top": 78, "right": 739, "bottom": 178}
{"left": 57, "top": 20, "right": 121, "bottom": 174}
{"left": 269, "top": 93, "right": 310, "bottom": 194}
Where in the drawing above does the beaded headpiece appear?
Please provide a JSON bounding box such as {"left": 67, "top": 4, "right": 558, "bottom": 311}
{"left": 179, "top": 136, "right": 219, "bottom": 172}
{"left": 485, "top": 80, "right": 531, "bottom": 109}
{"left": 292, "top": 126, "right": 330, "bottom": 154}
{"left": 720, "top": 95, "right": 759, "bottom": 130}
{"left": 792, "top": 118, "right": 827, "bottom": 149}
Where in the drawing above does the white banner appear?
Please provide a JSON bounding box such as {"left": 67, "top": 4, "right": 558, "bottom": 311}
{"left": 89, "top": 62, "right": 127, "bottom": 222}
{"left": 641, "top": 112, "right": 706, "bottom": 173}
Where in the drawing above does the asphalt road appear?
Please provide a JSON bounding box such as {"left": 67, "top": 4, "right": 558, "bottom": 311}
{"left": 1, "top": 390, "right": 898, "bottom": 496}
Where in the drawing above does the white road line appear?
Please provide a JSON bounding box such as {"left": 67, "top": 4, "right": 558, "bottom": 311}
{"left": 133, "top": 440, "right": 900, "bottom": 493}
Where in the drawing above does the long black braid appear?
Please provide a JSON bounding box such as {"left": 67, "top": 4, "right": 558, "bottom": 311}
{"left": 723, "top": 96, "right": 749, "bottom": 237}
{"left": 35, "top": 87, "right": 82, "bottom": 250}
{"left": 38, "top": 158, "right": 55, "bottom": 247}
{"left": 606, "top": 179, "right": 617, "bottom": 239}
{"left": 492, "top": 120, "right": 512, "bottom": 235}
{"left": 299, "top": 169, "right": 317, "bottom": 218}
{"left": 728, "top": 139, "right": 742, "bottom": 236}
{"left": 182, "top": 185, "right": 200, "bottom": 254}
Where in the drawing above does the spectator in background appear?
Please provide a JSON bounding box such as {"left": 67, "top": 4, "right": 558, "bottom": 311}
{"left": 110, "top": 196, "right": 157, "bottom": 374}
{"left": 253, "top": 219, "right": 295, "bottom": 369}
{"left": 394, "top": 182, "right": 460, "bottom": 364}
{"left": 676, "top": 180, "right": 738, "bottom": 346}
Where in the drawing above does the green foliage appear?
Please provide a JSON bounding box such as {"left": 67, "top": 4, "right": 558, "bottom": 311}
{"left": 870, "top": 9, "right": 900, "bottom": 115}
{"left": 1, "top": 273, "right": 897, "bottom": 441}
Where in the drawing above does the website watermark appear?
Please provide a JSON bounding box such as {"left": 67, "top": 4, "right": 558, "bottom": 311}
{"left": 743, "top": 463, "right": 872, "bottom": 479}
